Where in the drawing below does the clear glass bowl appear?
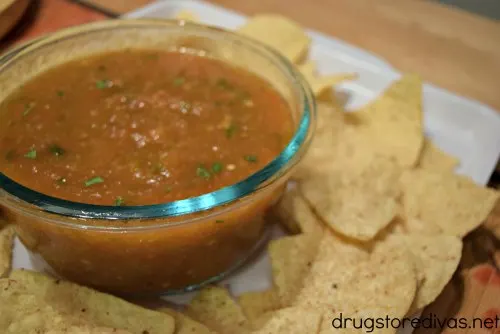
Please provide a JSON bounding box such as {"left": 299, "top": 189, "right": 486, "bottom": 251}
{"left": 0, "top": 19, "right": 316, "bottom": 295}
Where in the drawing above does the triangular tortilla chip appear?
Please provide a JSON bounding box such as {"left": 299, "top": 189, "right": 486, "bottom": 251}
{"left": 356, "top": 74, "right": 424, "bottom": 167}
{"left": 403, "top": 235, "right": 462, "bottom": 312}
{"left": 401, "top": 169, "right": 499, "bottom": 237}
{"left": 7, "top": 270, "right": 175, "bottom": 334}
{"left": 295, "top": 236, "right": 417, "bottom": 318}
{"left": 300, "top": 157, "right": 401, "bottom": 241}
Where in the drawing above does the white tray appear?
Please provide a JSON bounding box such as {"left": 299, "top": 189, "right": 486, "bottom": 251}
{"left": 12, "top": 0, "right": 500, "bottom": 331}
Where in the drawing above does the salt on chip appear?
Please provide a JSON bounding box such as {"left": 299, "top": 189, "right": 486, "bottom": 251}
{"left": 186, "top": 286, "right": 250, "bottom": 334}
{"left": 237, "top": 14, "right": 310, "bottom": 63}
{"left": 418, "top": 138, "right": 459, "bottom": 171}
{"left": 295, "top": 236, "right": 417, "bottom": 319}
{"left": 356, "top": 73, "right": 424, "bottom": 167}
{"left": 238, "top": 289, "right": 281, "bottom": 326}
{"left": 251, "top": 307, "right": 322, "bottom": 334}
{"left": 0, "top": 225, "right": 15, "bottom": 278}
{"left": 269, "top": 234, "right": 320, "bottom": 306}
{"left": 401, "top": 169, "right": 499, "bottom": 237}
{"left": 402, "top": 235, "right": 462, "bottom": 312}
{"left": 298, "top": 61, "right": 357, "bottom": 97}
{"left": 7, "top": 270, "right": 176, "bottom": 334}
{"left": 160, "top": 308, "right": 217, "bottom": 334}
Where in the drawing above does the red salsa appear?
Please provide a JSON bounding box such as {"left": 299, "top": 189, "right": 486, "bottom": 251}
{"left": 0, "top": 50, "right": 294, "bottom": 205}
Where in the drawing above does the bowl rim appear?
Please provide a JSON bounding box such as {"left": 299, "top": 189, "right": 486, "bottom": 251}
{"left": 0, "top": 19, "right": 316, "bottom": 228}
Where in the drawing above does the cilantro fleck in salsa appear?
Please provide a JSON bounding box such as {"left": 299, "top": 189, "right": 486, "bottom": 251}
{"left": 0, "top": 50, "right": 294, "bottom": 206}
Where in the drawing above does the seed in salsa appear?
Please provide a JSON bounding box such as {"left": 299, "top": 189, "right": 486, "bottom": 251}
{"left": 0, "top": 50, "right": 294, "bottom": 205}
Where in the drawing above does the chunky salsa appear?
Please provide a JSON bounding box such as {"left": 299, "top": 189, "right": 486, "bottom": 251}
{"left": 0, "top": 50, "right": 293, "bottom": 205}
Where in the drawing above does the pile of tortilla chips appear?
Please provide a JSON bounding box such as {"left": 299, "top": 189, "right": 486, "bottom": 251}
{"left": 0, "top": 13, "right": 498, "bottom": 334}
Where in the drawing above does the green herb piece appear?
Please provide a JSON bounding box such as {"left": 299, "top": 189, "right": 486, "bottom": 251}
{"left": 84, "top": 176, "right": 104, "bottom": 187}
{"left": 173, "top": 77, "right": 185, "bottom": 87}
{"left": 114, "top": 196, "right": 124, "bottom": 206}
{"left": 56, "top": 177, "right": 67, "bottom": 185}
{"left": 96, "top": 80, "right": 110, "bottom": 89}
{"left": 196, "top": 165, "right": 211, "bottom": 180}
{"left": 212, "top": 162, "right": 223, "bottom": 174}
{"left": 165, "top": 186, "right": 172, "bottom": 193}
{"left": 23, "top": 102, "right": 36, "bottom": 116}
{"left": 216, "top": 78, "right": 234, "bottom": 90}
{"left": 49, "top": 144, "right": 65, "bottom": 157}
{"left": 24, "top": 148, "right": 37, "bottom": 159}
{"left": 225, "top": 123, "right": 237, "bottom": 139}
{"left": 215, "top": 220, "right": 224, "bottom": 224}
{"left": 244, "top": 155, "right": 258, "bottom": 163}
{"left": 153, "top": 163, "right": 166, "bottom": 174}
{"left": 57, "top": 90, "right": 65, "bottom": 97}
{"left": 5, "top": 150, "right": 15, "bottom": 161}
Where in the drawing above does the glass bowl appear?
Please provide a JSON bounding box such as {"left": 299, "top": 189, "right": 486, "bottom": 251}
{"left": 0, "top": 19, "right": 316, "bottom": 295}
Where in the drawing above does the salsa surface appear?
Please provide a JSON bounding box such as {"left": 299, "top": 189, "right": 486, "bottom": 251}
{"left": 0, "top": 50, "right": 293, "bottom": 205}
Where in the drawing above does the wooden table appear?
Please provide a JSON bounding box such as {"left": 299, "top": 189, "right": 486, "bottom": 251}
{"left": 2, "top": 0, "right": 500, "bottom": 332}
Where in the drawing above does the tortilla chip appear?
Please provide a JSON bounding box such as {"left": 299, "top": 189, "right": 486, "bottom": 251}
{"left": 418, "top": 139, "right": 459, "bottom": 171}
{"left": 0, "top": 278, "right": 134, "bottom": 334}
{"left": 356, "top": 74, "right": 424, "bottom": 168}
{"left": 402, "top": 235, "right": 462, "bottom": 312}
{"left": 160, "top": 308, "right": 217, "bottom": 334}
{"left": 6, "top": 270, "right": 175, "bottom": 334}
{"left": 0, "top": 278, "right": 84, "bottom": 334}
{"left": 269, "top": 234, "right": 320, "bottom": 306}
{"left": 295, "top": 236, "right": 417, "bottom": 319}
{"left": 0, "top": 225, "right": 15, "bottom": 278}
{"left": 272, "top": 188, "right": 323, "bottom": 236}
{"left": 302, "top": 178, "right": 397, "bottom": 241}
{"left": 251, "top": 307, "right": 322, "bottom": 334}
{"left": 298, "top": 61, "right": 357, "bottom": 97}
{"left": 175, "top": 10, "right": 199, "bottom": 22}
{"left": 300, "top": 157, "right": 401, "bottom": 241}
{"left": 238, "top": 14, "right": 310, "bottom": 63}
{"left": 401, "top": 169, "right": 499, "bottom": 237}
{"left": 238, "top": 289, "right": 281, "bottom": 325}
{"left": 186, "top": 286, "right": 250, "bottom": 333}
